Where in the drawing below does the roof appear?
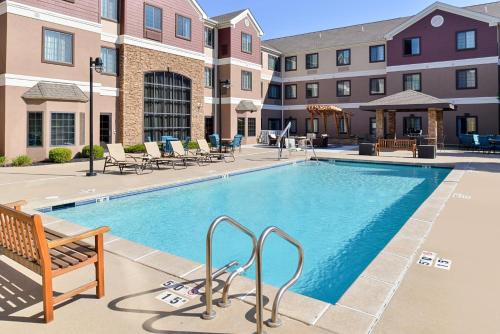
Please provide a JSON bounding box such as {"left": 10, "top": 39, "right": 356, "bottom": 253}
{"left": 359, "top": 90, "right": 456, "bottom": 111}
{"left": 210, "top": 9, "right": 264, "bottom": 36}
{"left": 22, "top": 82, "right": 88, "bottom": 102}
{"left": 210, "top": 9, "right": 246, "bottom": 23}
{"left": 235, "top": 100, "right": 258, "bottom": 112}
{"left": 262, "top": 1, "right": 500, "bottom": 54}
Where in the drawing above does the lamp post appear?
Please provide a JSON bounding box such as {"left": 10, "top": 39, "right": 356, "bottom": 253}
{"left": 218, "top": 79, "right": 231, "bottom": 154}
{"left": 86, "top": 57, "right": 103, "bottom": 177}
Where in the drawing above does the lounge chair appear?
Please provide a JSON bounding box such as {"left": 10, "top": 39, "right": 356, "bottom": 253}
{"left": 285, "top": 138, "right": 303, "bottom": 153}
{"left": 171, "top": 140, "right": 207, "bottom": 167}
{"left": 103, "top": 144, "right": 152, "bottom": 174}
{"left": 0, "top": 200, "right": 110, "bottom": 323}
{"left": 197, "top": 139, "right": 234, "bottom": 162}
{"left": 268, "top": 133, "right": 278, "bottom": 146}
{"left": 144, "top": 142, "right": 176, "bottom": 169}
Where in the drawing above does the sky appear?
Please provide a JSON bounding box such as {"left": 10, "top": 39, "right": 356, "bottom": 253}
{"left": 196, "top": 0, "right": 490, "bottom": 40}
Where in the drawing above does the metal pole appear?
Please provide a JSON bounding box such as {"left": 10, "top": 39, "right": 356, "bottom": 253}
{"left": 87, "top": 57, "right": 96, "bottom": 177}
{"left": 218, "top": 80, "right": 222, "bottom": 154}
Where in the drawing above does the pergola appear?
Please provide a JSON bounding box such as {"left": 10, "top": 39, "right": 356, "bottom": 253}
{"left": 359, "top": 90, "right": 456, "bottom": 145}
{"left": 306, "top": 104, "right": 352, "bottom": 136}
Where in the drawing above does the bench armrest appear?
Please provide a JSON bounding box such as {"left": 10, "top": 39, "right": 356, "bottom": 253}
{"left": 4, "top": 200, "right": 28, "bottom": 210}
{"left": 47, "top": 226, "right": 111, "bottom": 249}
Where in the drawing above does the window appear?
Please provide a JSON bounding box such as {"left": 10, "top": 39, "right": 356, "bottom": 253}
{"left": 456, "top": 69, "right": 477, "bottom": 89}
{"left": 204, "top": 27, "right": 214, "bottom": 48}
{"left": 306, "top": 83, "right": 319, "bottom": 98}
{"left": 403, "top": 37, "right": 420, "bottom": 56}
{"left": 43, "top": 29, "right": 73, "bottom": 65}
{"left": 268, "top": 118, "right": 281, "bottom": 130}
{"left": 28, "top": 112, "right": 43, "bottom": 147}
{"left": 204, "top": 67, "right": 213, "bottom": 88}
{"left": 248, "top": 118, "right": 256, "bottom": 136}
{"left": 101, "top": 0, "right": 118, "bottom": 21}
{"left": 306, "top": 118, "right": 319, "bottom": 133}
{"left": 286, "top": 119, "right": 297, "bottom": 134}
{"left": 268, "top": 55, "right": 281, "bottom": 72}
{"left": 237, "top": 117, "right": 246, "bottom": 136}
{"left": 457, "top": 115, "right": 478, "bottom": 135}
{"left": 457, "top": 30, "right": 476, "bottom": 50}
{"left": 403, "top": 116, "right": 422, "bottom": 135}
{"left": 241, "top": 71, "right": 252, "bottom": 91}
{"left": 144, "top": 4, "right": 162, "bottom": 31}
{"left": 370, "top": 45, "right": 385, "bottom": 62}
{"left": 370, "top": 78, "right": 386, "bottom": 95}
{"left": 51, "top": 113, "right": 75, "bottom": 146}
{"left": 144, "top": 72, "right": 192, "bottom": 141}
{"left": 339, "top": 117, "right": 348, "bottom": 134}
{"left": 369, "top": 117, "right": 376, "bottom": 136}
{"left": 175, "top": 15, "right": 191, "bottom": 40}
{"left": 306, "top": 53, "right": 319, "bottom": 69}
{"left": 285, "top": 84, "right": 297, "bottom": 99}
{"left": 242, "top": 33, "right": 252, "bottom": 53}
{"left": 100, "top": 47, "right": 117, "bottom": 75}
{"left": 336, "top": 49, "right": 351, "bottom": 66}
{"left": 403, "top": 73, "right": 422, "bottom": 91}
{"left": 285, "top": 56, "right": 297, "bottom": 71}
{"left": 336, "top": 80, "right": 351, "bottom": 97}
{"left": 268, "top": 84, "right": 281, "bottom": 99}
{"left": 100, "top": 114, "right": 112, "bottom": 144}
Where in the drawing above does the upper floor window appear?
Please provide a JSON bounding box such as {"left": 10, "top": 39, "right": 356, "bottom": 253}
{"left": 204, "top": 27, "right": 214, "bottom": 48}
{"left": 204, "top": 67, "right": 213, "bottom": 88}
{"left": 370, "top": 45, "right": 385, "bottom": 63}
{"left": 176, "top": 15, "right": 191, "bottom": 40}
{"left": 456, "top": 69, "right": 477, "bottom": 89}
{"left": 403, "top": 37, "right": 420, "bottom": 56}
{"left": 100, "top": 47, "right": 117, "bottom": 75}
{"left": 370, "top": 78, "right": 386, "bottom": 95}
{"left": 306, "top": 83, "right": 319, "bottom": 98}
{"left": 306, "top": 53, "right": 319, "bottom": 69}
{"left": 285, "top": 84, "right": 297, "bottom": 99}
{"left": 336, "top": 80, "right": 351, "bottom": 97}
{"left": 403, "top": 73, "right": 422, "bottom": 91}
{"left": 268, "top": 84, "right": 281, "bottom": 99}
{"left": 101, "top": 0, "right": 118, "bottom": 21}
{"left": 268, "top": 55, "right": 281, "bottom": 72}
{"left": 457, "top": 30, "right": 476, "bottom": 50}
{"left": 336, "top": 49, "right": 351, "bottom": 66}
{"left": 145, "top": 4, "right": 162, "bottom": 31}
{"left": 241, "top": 71, "right": 252, "bottom": 91}
{"left": 43, "top": 28, "right": 73, "bottom": 65}
{"left": 285, "top": 56, "right": 297, "bottom": 71}
{"left": 242, "top": 33, "right": 252, "bottom": 54}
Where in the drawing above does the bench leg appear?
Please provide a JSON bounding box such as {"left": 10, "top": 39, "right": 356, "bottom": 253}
{"left": 95, "top": 233, "right": 105, "bottom": 298}
{"left": 42, "top": 273, "right": 54, "bottom": 323}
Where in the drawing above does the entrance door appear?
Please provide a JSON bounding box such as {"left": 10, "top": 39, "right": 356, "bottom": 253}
{"left": 100, "top": 114, "right": 112, "bottom": 145}
{"left": 205, "top": 117, "right": 214, "bottom": 141}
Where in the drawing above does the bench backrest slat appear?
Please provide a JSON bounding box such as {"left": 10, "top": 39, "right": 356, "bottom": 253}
{"left": 377, "top": 139, "right": 416, "bottom": 150}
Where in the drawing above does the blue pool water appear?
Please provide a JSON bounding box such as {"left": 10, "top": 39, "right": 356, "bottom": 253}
{"left": 50, "top": 161, "right": 449, "bottom": 304}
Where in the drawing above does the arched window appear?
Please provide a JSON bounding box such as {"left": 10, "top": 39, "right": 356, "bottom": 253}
{"left": 144, "top": 71, "right": 191, "bottom": 141}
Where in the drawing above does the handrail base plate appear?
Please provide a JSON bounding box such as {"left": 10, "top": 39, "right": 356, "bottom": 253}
{"left": 201, "top": 310, "right": 216, "bottom": 320}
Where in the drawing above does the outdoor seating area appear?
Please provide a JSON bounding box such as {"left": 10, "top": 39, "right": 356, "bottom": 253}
{"left": 459, "top": 134, "right": 500, "bottom": 153}
{"left": 376, "top": 138, "right": 417, "bottom": 158}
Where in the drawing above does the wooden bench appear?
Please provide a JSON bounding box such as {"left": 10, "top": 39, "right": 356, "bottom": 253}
{"left": 0, "top": 200, "right": 110, "bottom": 323}
{"left": 376, "top": 139, "right": 417, "bottom": 158}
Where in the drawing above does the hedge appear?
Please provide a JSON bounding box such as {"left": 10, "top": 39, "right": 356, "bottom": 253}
{"left": 11, "top": 155, "right": 32, "bottom": 167}
{"left": 82, "top": 145, "right": 105, "bottom": 159}
{"left": 49, "top": 148, "right": 73, "bottom": 163}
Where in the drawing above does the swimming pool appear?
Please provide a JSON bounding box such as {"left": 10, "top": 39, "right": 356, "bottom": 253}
{"left": 49, "top": 161, "right": 450, "bottom": 304}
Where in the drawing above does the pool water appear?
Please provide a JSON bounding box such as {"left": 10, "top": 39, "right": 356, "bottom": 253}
{"left": 50, "top": 161, "right": 450, "bottom": 304}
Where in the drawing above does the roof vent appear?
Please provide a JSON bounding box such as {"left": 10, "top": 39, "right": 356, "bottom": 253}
{"left": 361, "top": 25, "right": 365, "bottom": 32}
{"left": 484, "top": 5, "right": 488, "bottom": 13}
{"left": 319, "top": 32, "right": 322, "bottom": 38}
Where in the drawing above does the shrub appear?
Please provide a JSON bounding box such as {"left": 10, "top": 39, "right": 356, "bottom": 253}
{"left": 187, "top": 141, "right": 199, "bottom": 150}
{"left": 81, "top": 145, "right": 105, "bottom": 159}
{"left": 12, "top": 155, "right": 32, "bottom": 167}
{"left": 49, "top": 148, "right": 73, "bottom": 163}
{"left": 124, "top": 144, "right": 146, "bottom": 153}
{"left": 0, "top": 156, "right": 6, "bottom": 167}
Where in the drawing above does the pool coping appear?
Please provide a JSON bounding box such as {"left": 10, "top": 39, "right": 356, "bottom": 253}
{"left": 34, "top": 158, "right": 466, "bottom": 334}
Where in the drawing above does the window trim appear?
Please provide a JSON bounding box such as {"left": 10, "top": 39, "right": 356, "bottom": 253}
{"left": 27, "top": 112, "right": 43, "bottom": 147}
{"left": 336, "top": 48, "right": 351, "bottom": 66}
{"left": 285, "top": 84, "right": 297, "bottom": 100}
{"left": 241, "top": 32, "right": 253, "bottom": 54}
{"left": 100, "top": 46, "right": 119, "bottom": 76}
{"left": 101, "top": 0, "right": 119, "bottom": 22}
{"left": 456, "top": 29, "right": 477, "bottom": 51}
{"left": 403, "top": 37, "right": 421, "bottom": 57}
{"left": 403, "top": 73, "right": 422, "bottom": 92}
{"left": 50, "top": 112, "right": 76, "bottom": 147}
{"left": 143, "top": 3, "right": 162, "bottom": 32}
{"left": 456, "top": 114, "right": 479, "bottom": 136}
{"left": 369, "top": 44, "right": 385, "bottom": 63}
{"left": 456, "top": 68, "right": 478, "bottom": 90}
{"left": 285, "top": 56, "right": 297, "bottom": 72}
{"left": 241, "top": 70, "right": 253, "bottom": 91}
{"left": 305, "top": 52, "right": 319, "bottom": 69}
{"left": 336, "top": 80, "right": 351, "bottom": 97}
{"left": 306, "top": 82, "right": 319, "bottom": 99}
{"left": 237, "top": 117, "right": 246, "bottom": 136}
{"left": 248, "top": 117, "right": 256, "bottom": 137}
{"left": 369, "top": 77, "right": 386, "bottom": 96}
{"left": 204, "top": 26, "right": 214, "bottom": 48}
{"left": 42, "top": 27, "right": 75, "bottom": 67}
{"left": 204, "top": 67, "right": 213, "bottom": 88}
{"left": 175, "top": 14, "right": 192, "bottom": 41}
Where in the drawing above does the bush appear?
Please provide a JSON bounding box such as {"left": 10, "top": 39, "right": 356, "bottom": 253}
{"left": 187, "top": 141, "right": 199, "bottom": 150}
{"left": 81, "top": 145, "right": 105, "bottom": 159}
{"left": 124, "top": 144, "right": 146, "bottom": 153}
{"left": 0, "top": 156, "right": 6, "bottom": 167}
{"left": 49, "top": 148, "right": 73, "bottom": 163}
{"left": 12, "top": 155, "right": 32, "bottom": 167}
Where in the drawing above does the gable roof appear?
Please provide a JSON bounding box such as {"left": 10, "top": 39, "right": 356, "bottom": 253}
{"left": 359, "top": 90, "right": 455, "bottom": 111}
{"left": 384, "top": 1, "right": 500, "bottom": 40}
{"left": 211, "top": 9, "right": 264, "bottom": 36}
{"left": 187, "top": 0, "right": 208, "bottom": 19}
{"left": 22, "top": 82, "right": 88, "bottom": 102}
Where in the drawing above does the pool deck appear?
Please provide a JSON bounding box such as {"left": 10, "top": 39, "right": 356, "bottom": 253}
{"left": 1, "top": 146, "right": 499, "bottom": 334}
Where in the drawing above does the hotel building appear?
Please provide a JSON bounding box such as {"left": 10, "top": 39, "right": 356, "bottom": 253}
{"left": 0, "top": 0, "right": 499, "bottom": 160}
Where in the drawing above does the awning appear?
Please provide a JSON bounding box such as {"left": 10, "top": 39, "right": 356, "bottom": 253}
{"left": 22, "top": 82, "right": 88, "bottom": 103}
{"left": 359, "top": 90, "right": 455, "bottom": 111}
{"left": 235, "top": 100, "right": 258, "bottom": 112}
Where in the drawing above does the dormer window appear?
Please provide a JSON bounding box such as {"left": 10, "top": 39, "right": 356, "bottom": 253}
{"left": 403, "top": 37, "right": 420, "bottom": 56}
{"left": 457, "top": 30, "right": 476, "bottom": 50}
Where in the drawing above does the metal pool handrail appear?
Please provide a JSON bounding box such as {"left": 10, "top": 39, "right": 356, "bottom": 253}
{"left": 255, "top": 226, "right": 304, "bottom": 334}
{"left": 202, "top": 215, "right": 258, "bottom": 320}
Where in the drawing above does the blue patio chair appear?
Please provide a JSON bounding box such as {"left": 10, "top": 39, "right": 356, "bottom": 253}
{"left": 209, "top": 134, "right": 220, "bottom": 151}
{"left": 472, "top": 134, "right": 480, "bottom": 151}
{"left": 491, "top": 135, "right": 500, "bottom": 153}
{"left": 161, "top": 135, "right": 178, "bottom": 155}
{"left": 478, "top": 135, "right": 493, "bottom": 153}
{"left": 226, "top": 134, "right": 243, "bottom": 153}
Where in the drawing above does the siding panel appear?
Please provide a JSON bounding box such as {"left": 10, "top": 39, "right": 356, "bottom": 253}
{"left": 10, "top": 0, "right": 99, "bottom": 22}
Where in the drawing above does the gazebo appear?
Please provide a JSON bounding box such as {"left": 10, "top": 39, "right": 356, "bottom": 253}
{"left": 359, "top": 90, "right": 456, "bottom": 145}
{"left": 306, "top": 104, "right": 352, "bottom": 136}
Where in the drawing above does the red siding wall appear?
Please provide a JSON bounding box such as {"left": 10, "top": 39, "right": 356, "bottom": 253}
{"left": 388, "top": 9, "right": 498, "bottom": 66}
{"left": 218, "top": 27, "right": 231, "bottom": 59}
{"left": 229, "top": 18, "right": 261, "bottom": 65}
{"left": 123, "top": 0, "right": 203, "bottom": 53}
{"left": 10, "top": 0, "right": 99, "bottom": 22}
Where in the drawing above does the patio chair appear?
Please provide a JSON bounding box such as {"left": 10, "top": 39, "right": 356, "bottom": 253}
{"left": 196, "top": 139, "right": 233, "bottom": 162}
{"left": 0, "top": 200, "right": 110, "bottom": 323}
{"left": 472, "top": 134, "right": 480, "bottom": 151}
{"left": 171, "top": 140, "right": 207, "bottom": 167}
{"left": 225, "top": 134, "right": 243, "bottom": 153}
{"left": 161, "top": 135, "right": 178, "bottom": 155}
{"left": 268, "top": 133, "right": 278, "bottom": 146}
{"left": 103, "top": 144, "right": 152, "bottom": 174}
{"left": 144, "top": 142, "right": 176, "bottom": 169}
{"left": 285, "top": 138, "right": 303, "bottom": 154}
{"left": 209, "top": 134, "right": 220, "bottom": 151}
{"left": 478, "top": 135, "right": 494, "bottom": 153}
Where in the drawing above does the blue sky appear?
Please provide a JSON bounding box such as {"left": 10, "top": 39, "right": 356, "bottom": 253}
{"left": 197, "top": 0, "right": 488, "bottom": 40}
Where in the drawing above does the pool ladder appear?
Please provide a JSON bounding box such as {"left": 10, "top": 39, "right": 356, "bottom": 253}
{"left": 202, "top": 216, "right": 304, "bottom": 334}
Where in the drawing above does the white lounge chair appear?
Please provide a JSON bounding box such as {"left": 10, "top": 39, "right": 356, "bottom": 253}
{"left": 103, "top": 144, "right": 151, "bottom": 174}
{"left": 196, "top": 139, "right": 233, "bottom": 162}
{"left": 144, "top": 142, "right": 177, "bottom": 169}
{"left": 171, "top": 141, "right": 207, "bottom": 167}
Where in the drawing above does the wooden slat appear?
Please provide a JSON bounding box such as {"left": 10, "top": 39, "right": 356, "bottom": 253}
{"left": 52, "top": 281, "right": 98, "bottom": 305}
{"left": 44, "top": 230, "right": 96, "bottom": 257}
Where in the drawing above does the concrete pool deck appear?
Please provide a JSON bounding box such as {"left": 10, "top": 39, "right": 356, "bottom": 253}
{"left": 0, "top": 146, "right": 499, "bottom": 333}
